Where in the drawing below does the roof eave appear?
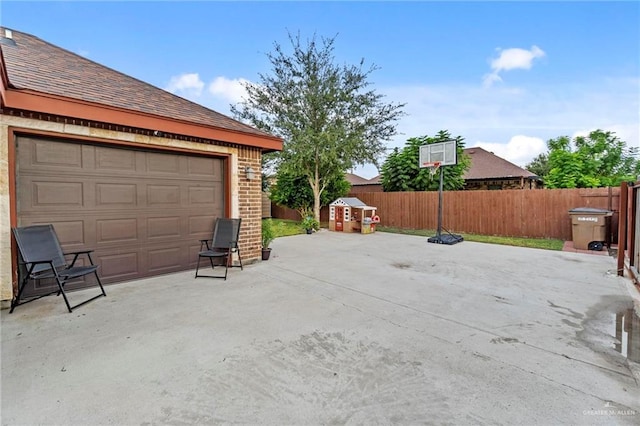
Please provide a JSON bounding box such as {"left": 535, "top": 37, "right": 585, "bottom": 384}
{"left": 3, "top": 88, "right": 283, "bottom": 151}
{"left": 0, "top": 47, "right": 8, "bottom": 108}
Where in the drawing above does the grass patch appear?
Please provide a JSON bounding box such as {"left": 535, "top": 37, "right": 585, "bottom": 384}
{"left": 267, "top": 219, "right": 564, "bottom": 251}
{"left": 376, "top": 226, "right": 564, "bottom": 251}
{"left": 269, "top": 219, "right": 306, "bottom": 238}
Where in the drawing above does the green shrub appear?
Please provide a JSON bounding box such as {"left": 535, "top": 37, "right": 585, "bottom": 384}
{"left": 262, "top": 219, "right": 275, "bottom": 248}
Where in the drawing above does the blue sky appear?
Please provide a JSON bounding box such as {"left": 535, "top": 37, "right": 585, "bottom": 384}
{"left": 2, "top": 1, "right": 639, "bottom": 178}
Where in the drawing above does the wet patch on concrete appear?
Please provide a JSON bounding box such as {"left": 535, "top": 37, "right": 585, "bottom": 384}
{"left": 548, "top": 300, "right": 584, "bottom": 319}
{"left": 490, "top": 337, "right": 520, "bottom": 344}
{"left": 562, "top": 319, "right": 582, "bottom": 329}
{"left": 613, "top": 308, "right": 640, "bottom": 363}
{"left": 157, "top": 331, "right": 448, "bottom": 424}
{"left": 578, "top": 296, "right": 638, "bottom": 370}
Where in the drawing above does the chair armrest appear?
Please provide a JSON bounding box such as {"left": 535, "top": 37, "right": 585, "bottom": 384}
{"left": 199, "top": 239, "right": 211, "bottom": 251}
{"left": 25, "top": 259, "right": 56, "bottom": 265}
{"left": 64, "top": 250, "right": 96, "bottom": 267}
{"left": 64, "top": 249, "right": 94, "bottom": 256}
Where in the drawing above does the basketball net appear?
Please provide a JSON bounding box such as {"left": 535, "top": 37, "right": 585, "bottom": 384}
{"left": 423, "top": 161, "right": 441, "bottom": 178}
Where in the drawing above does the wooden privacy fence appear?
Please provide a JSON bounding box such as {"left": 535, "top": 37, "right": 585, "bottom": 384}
{"left": 271, "top": 187, "right": 620, "bottom": 241}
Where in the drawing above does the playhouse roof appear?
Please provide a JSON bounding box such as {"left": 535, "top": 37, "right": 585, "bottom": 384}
{"left": 330, "top": 197, "right": 368, "bottom": 207}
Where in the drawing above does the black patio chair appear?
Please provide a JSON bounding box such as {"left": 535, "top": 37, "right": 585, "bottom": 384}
{"left": 195, "top": 218, "right": 243, "bottom": 280}
{"left": 11, "top": 224, "right": 106, "bottom": 313}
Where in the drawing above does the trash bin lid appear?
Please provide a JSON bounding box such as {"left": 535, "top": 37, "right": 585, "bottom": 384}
{"left": 568, "top": 207, "right": 612, "bottom": 214}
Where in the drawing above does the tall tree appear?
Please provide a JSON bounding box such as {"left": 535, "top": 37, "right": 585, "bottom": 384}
{"left": 380, "top": 131, "right": 470, "bottom": 192}
{"left": 525, "top": 152, "right": 550, "bottom": 178}
{"left": 232, "top": 32, "right": 405, "bottom": 221}
{"left": 545, "top": 130, "right": 639, "bottom": 188}
{"left": 270, "top": 171, "right": 350, "bottom": 220}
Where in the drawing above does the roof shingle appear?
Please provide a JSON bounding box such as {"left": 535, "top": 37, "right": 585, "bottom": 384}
{"left": 0, "top": 27, "right": 273, "bottom": 139}
{"left": 463, "top": 147, "right": 537, "bottom": 180}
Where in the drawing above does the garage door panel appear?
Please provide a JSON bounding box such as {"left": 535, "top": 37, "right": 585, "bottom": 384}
{"left": 30, "top": 139, "right": 83, "bottom": 169}
{"left": 96, "top": 218, "right": 139, "bottom": 244}
{"left": 147, "top": 184, "right": 181, "bottom": 206}
{"left": 148, "top": 217, "right": 181, "bottom": 239}
{"left": 146, "top": 152, "right": 180, "bottom": 174}
{"left": 31, "top": 180, "right": 84, "bottom": 208}
{"left": 148, "top": 246, "right": 184, "bottom": 273}
{"left": 96, "top": 183, "right": 138, "bottom": 207}
{"left": 95, "top": 147, "right": 137, "bottom": 171}
{"left": 188, "top": 216, "right": 215, "bottom": 235}
{"left": 17, "top": 136, "right": 225, "bottom": 294}
{"left": 48, "top": 220, "right": 86, "bottom": 246}
{"left": 188, "top": 156, "right": 222, "bottom": 178}
{"left": 189, "top": 245, "right": 206, "bottom": 268}
{"left": 188, "top": 186, "right": 218, "bottom": 205}
{"left": 99, "top": 252, "right": 140, "bottom": 281}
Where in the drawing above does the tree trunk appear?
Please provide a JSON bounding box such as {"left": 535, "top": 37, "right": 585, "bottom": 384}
{"left": 313, "top": 188, "right": 321, "bottom": 223}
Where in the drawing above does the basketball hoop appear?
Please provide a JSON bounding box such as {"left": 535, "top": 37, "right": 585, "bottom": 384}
{"left": 422, "top": 161, "right": 441, "bottom": 178}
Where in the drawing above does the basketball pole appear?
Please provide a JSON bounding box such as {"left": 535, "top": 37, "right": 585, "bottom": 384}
{"left": 437, "top": 166, "right": 443, "bottom": 238}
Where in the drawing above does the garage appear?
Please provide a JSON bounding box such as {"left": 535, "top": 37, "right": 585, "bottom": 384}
{"left": 16, "top": 135, "right": 226, "bottom": 295}
{"left": 1, "top": 27, "right": 283, "bottom": 306}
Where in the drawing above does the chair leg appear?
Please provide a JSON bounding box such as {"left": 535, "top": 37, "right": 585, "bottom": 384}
{"left": 95, "top": 272, "right": 107, "bottom": 297}
{"left": 236, "top": 248, "right": 243, "bottom": 270}
{"left": 195, "top": 255, "right": 227, "bottom": 279}
{"left": 9, "top": 275, "right": 30, "bottom": 313}
{"left": 52, "top": 272, "right": 73, "bottom": 313}
{"left": 195, "top": 255, "right": 201, "bottom": 278}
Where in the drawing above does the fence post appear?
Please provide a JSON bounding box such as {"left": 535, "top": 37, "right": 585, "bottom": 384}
{"left": 617, "top": 182, "right": 628, "bottom": 276}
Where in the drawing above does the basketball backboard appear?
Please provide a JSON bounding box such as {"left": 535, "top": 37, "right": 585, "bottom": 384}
{"left": 419, "top": 140, "right": 457, "bottom": 167}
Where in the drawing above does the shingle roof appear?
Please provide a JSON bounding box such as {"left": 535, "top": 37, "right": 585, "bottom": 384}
{"left": 463, "top": 147, "right": 538, "bottom": 180}
{"left": 0, "top": 27, "right": 273, "bottom": 139}
{"left": 345, "top": 173, "right": 382, "bottom": 186}
{"left": 345, "top": 173, "right": 372, "bottom": 185}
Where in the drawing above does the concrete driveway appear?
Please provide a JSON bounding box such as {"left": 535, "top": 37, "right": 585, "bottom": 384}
{"left": 2, "top": 230, "right": 639, "bottom": 425}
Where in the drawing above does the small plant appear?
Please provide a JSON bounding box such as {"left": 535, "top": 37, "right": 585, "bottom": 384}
{"left": 262, "top": 219, "right": 275, "bottom": 248}
{"left": 301, "top": 216, "right": 320, "bottom": 232}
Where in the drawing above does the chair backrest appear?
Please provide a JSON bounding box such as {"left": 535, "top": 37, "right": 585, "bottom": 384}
{"left": 211, "top": 218, "right": 242, "bottom": 249}
{"left": 12, "top": 225, "right": 67, "bottom": 274}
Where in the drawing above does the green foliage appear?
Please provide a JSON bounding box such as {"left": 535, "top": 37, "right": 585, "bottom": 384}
{"left": 231, "top": 32, "right": 405, "bottom": 221}
{"left": 545, "top": 130, "right": 639, "bottom": 188}
{"left": 525, "top": 152, "right": 550, "bottom": 178}
{"left": 376, "top": 226, "right": 564, "bottom": 251}
{"left": 301, "top": 216, "right": 320, "bottom": 231}
{"left": 380, "top": 130, "right": 470, "bottom": 192}
{"left": 270, "top": 170, "right": 349, "bottom": 218}
{"left": 261, "top": 219, "right": 275, "bottom": 248}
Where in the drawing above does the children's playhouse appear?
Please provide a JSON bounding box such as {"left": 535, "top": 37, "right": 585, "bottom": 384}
{"left": 329, "top": 197, "right": 380, "bottom": 234}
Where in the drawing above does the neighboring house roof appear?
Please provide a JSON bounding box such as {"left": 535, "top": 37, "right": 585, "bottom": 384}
{"left": 346, "top": 173, "right": 382, "bottom": 186}
{"left": 345, "top": 173, "right": 372, "bottom": 185}
{"left": 0, "top": 27, "right": 282, "bottom": 151}
{"left": 463, "top": 147, "right": 539, "bottom": 180}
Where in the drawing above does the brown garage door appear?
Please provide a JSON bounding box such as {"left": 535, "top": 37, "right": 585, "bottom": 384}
{"left": 16, "top": 136, "right": 225, "bottom": 295}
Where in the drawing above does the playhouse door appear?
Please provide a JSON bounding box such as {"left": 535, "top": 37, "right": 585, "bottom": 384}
{"left": 335, "top": 206, "right": 344, "bottom": 231}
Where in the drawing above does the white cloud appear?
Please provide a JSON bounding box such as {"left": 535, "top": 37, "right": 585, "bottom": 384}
{"left": 376, "top": 76, "right": 639, "bottom": 172}
{"left": 483, "top": 45, "right": 545, "bottom": 87}
{"left": 208, "top": 76, "right": 250, "bottom": 104}
{"left": 475, "top": 135, "right": 547, "bottom": 167}
{"left": 165, "top": 73, "right": 205, "bottom": 97}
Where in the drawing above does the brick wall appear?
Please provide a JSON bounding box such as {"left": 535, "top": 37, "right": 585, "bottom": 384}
{"left": 237, "top": 147, "right": 263, "bottom": 263}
